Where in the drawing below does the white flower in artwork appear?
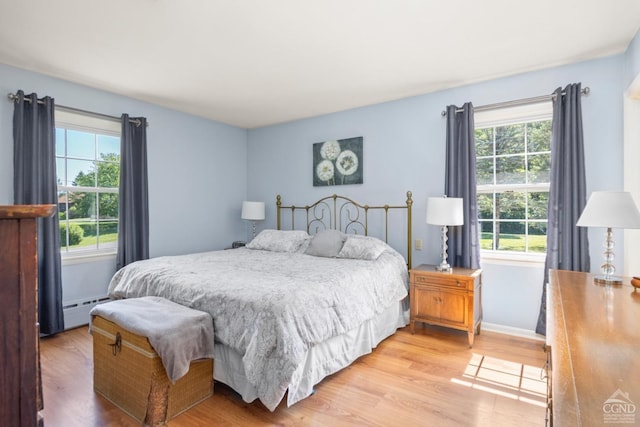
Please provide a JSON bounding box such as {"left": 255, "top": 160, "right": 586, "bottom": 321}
{"left": 316, "top": 160, "right": 335, "bottom": 183}
{"left": 320, "top": 140, "right": 341, "bottom": 160}
{"left": 336, "top": 150, "right": 358, "bottom": 176}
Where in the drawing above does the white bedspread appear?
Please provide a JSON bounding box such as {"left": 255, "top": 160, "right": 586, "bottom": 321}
{"left": 107, "top": 247, "right": 408, "bottom": 411}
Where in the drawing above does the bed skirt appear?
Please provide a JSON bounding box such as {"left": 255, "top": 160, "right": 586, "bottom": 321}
{"left": 213, "top": 301, "right": 408, "bottom": 408}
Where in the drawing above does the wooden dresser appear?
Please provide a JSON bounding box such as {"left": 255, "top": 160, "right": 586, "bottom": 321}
{"left": 409, "top": 264, "right": 482, "bottom": 347}
{"left": 0, "top": 205, "right": 56, "bottom": 427}
{"left": 546, "top": 269, "right": 640, "bottom": 426}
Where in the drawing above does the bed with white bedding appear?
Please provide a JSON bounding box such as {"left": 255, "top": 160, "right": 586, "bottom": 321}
{"left": 107, "top": 192, "right": 413, "bottom": 411}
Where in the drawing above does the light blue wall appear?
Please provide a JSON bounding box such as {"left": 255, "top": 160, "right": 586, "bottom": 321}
{"left": 625, "top": 29, "right": 640, "bottom": 87}
{"left": 0, "top": 63, "right": 248, "bottom": 316}
{"left": 0, "top": 49, "right": 631, "bottom": 333}
{"left": 248, "top": 54, "right": 626, "bottom": 332}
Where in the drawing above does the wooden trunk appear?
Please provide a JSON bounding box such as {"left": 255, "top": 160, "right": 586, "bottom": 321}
{"left": 92, "top": 316, "right": 213, "bottom": 426}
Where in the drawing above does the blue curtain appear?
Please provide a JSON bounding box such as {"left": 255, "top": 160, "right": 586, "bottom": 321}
{"left": 535, "top": 83, "right": 590, "bottom": 335}
{"left": 116, "top": 114, "right": 149, "bottom": 269}
{"left": 445, "top": 103, "right": 481, "bottom": 269}
{"left": 116, "top": 114, "right": 149, "bottom": 270}
{"left": 13, "top": 90, "right": 65, "bottom": 335}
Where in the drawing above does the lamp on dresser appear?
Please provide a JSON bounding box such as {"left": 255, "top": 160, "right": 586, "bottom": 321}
{"left": 426, "top": 196, "right": 464, "bottom": 272}
{"left": 576, "top": 191, "right": 640, "bottom": 284}
{"left": 241, "top": 201, "right": 265, "bottom": 239}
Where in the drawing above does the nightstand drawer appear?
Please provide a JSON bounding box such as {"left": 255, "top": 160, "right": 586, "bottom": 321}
{"left": 411, "top": 273, "right": 470, "bottom": 290}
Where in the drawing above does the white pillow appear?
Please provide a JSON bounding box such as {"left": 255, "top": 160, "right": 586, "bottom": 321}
{"left": 338, "top": 235, "right": 388, "bottom": 260}
{"left": 304, "top": 229, "right": 346, "bottom": 258}
{"left": 246, "top": 229, "right": 310, "bottom": 253}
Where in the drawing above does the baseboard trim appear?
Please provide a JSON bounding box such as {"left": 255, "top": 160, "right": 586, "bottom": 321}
{"left": 482, "top": 322, "right": 545, "bottom": 342}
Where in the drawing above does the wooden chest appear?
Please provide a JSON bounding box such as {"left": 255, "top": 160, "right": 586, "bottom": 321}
{"left": 92, "top": 316, "right": 213, "bottom": 426}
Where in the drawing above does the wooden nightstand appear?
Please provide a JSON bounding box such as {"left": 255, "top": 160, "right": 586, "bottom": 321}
{"left": 409, "top": 264, "right": 482, "bottom": 347}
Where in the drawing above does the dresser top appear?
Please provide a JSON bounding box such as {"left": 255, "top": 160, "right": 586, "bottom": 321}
{"left": 0, "top": 204, "right": 56, "bottom": 219}
{"left": 548, "top": 269, "right": 640, "bottom": 425}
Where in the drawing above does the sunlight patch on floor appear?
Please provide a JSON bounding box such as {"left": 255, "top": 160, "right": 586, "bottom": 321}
{"left": 451, "top": 353, "right": 547, "bottom": 408}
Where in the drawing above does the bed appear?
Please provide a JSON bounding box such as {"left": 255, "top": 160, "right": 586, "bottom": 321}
{"left": 107, "top": 192, "right": 413, "bottom": 411}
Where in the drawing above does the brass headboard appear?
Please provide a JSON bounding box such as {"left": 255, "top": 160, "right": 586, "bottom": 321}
{"left": 276, "top": 191, "right": 413, "bottom": 268}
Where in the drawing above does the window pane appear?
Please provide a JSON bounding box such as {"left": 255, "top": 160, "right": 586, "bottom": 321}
{"left": 66, "top": 130, "right": 95, "bottom": 159}
{"left": 475, "top": 128, "right": 494, "bottom": 157}
{"left": 78, "top": 218, "right": 97, "bottom": 247}
{"left": 528, "top": 153, "right": 551, "bottom": 184}
{"left": 55, "top": 128, "right": 65, "bottom": 157}
{"left": 58, "top": 191, "right": 69, "bottom": 249}
{"left": 477, "top": 193, "right": 493, "bottom": 220}
{"left": 96, "top": 160, "right": 120, "bottom": 188}
{"left": 497, "top": 192, "right": 525, "bottom": 219}
{"left": 68, "top": 159, "right": 96, "bottom": 187}
{"left": 98, "top": 192, "right": 119, "bottom": 219}
{"left": 97, "top": 135, "right": 120, "bottom": 158}
{"left": 528, "top": 192, "right": 549, "bottom": 220}
{"left": 68, "top": 191, "right": 97, "bottom": 220}
{"left": 56, "top": 158, "right": 66, "bottom": 186}
{"left": 60, "top": 190, "right": 94, "bottom": 250}
{"left": 57, "top": 191, "right": 68, "bottom": 214}
{"left": 496, "top": 221, "right": 525, "bottom": 252}
{"left": 97, "top": 218, "right": 118, "bottom": 249}
{"left": 476, "top": 158, "right": 494, "bottom": 185}
{"left": 495, "top": 124, "right": 524, "bottom": 155}
{"left": 59, "top": 221, "right": 70, "bottom": 250}
{"left": 480, "top": 221, "right": 494, "bottom": 250}
{"left": 496, "top": 156, "right": 526, "bottom": 184}
{"left": 527, "top": 223, "right": 547, "bottom": 253}
{"left": 527, "top": 121, "right": 551, "bottom": 153}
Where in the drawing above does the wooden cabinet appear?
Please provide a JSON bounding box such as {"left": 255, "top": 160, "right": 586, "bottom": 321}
{"left": 409, "top": 264, "right": 482, "bottom": 347}
{"left": 546, "top": 269, "right": 640, "bottom": 426}
{"left": 0, "top": 204, "right": 56, "bottom": 427}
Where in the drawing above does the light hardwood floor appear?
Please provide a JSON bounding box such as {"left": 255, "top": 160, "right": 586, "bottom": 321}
{"left": 40, "top": 324, "right": 547, "bottom": 426}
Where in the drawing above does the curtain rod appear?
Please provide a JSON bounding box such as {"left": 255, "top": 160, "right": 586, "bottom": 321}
{"left": 7, "top": 92, "right": 147, "bottom": 127}
{"left": 441, "top": 86, "right": 590, "bottom": 116}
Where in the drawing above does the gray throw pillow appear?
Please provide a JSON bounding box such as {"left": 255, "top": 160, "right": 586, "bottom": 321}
{"left": 304, "top": 229, "right": 346, "bottom": 258}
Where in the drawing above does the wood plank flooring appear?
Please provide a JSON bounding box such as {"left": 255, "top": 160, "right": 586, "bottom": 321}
{"left": 40, "top": 324, "right": 547, "bottom": 426}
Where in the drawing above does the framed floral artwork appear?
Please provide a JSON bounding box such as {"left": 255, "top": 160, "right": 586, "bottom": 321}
{"left": 313, "top": 136, "right": 363, "bottom": 186}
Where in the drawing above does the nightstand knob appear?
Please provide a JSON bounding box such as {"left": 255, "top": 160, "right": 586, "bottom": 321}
{"left": 456, "top": 281, "right": 462, "bottom": 287}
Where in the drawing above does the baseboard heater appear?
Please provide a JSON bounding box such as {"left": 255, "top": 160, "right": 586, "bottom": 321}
{"left": 63, "top": 295, "right": 111, "bottom": 330}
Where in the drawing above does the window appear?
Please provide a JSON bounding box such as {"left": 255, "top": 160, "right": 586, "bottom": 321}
{"left": 474, "top": 104, "right": 552, "bottom": 256}
{"left": 56, "top": 110, "right": 121, "bottom": 257}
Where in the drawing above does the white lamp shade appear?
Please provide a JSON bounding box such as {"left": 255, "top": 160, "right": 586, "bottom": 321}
{"left": 426, "top": 197, "right": 464, "bottom": 226}
{"left": 576, "top": 191, "right": 640, "bottom": 229}
{"left": 241, "top": 201, "right": 265, "bottom": 221}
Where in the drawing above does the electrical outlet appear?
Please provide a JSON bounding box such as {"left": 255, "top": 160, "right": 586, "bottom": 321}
{"left": 415, "top": 239, "right": 423, "bottom": 250}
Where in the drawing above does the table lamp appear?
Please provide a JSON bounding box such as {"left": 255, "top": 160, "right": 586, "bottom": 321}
{"left": 241, "top": 201, "right": 265, "bottom": 239}
{"left": 576, "top": 191, "right": 640, "bottom": 284}
{"left": 426, "top": 196, "right": 464, "bottom": 272}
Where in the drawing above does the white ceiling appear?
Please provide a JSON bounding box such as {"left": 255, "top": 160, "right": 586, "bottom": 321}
{"left": 1, "top": 1, "right": 639, "bottom": 129}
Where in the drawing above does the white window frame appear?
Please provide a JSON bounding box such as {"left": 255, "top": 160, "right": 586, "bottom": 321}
{"left": 56, "top": 109, "right": 121, "bottom": 263}
{"left": 475, "top": 102, "right": 552, "bottom": 264}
